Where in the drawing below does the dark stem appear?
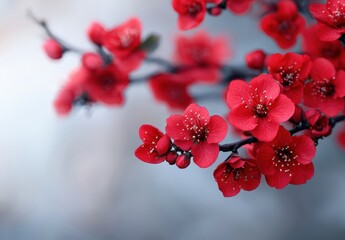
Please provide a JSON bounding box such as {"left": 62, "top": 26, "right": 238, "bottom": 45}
{"left": 219, "top": 115, "right": 345, "bottom": 153}
{"left": 28, "top": 10, "right": 85, "bottom": 54}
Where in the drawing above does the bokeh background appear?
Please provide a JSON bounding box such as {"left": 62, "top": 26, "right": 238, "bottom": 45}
{"left": 0, "top": 0, "right": 345, "bottom": 239}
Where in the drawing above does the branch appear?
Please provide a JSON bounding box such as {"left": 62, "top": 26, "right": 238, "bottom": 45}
{"left": 28, "top": 10, "right": 85, "bottom": 54}
{"left": 219, "top": 115, "right": 345, "bottom": 153}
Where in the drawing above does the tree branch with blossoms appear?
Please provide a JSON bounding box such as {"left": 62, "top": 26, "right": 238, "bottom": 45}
{"left": 34, "top": 0, "right": 345, "bottom": 198}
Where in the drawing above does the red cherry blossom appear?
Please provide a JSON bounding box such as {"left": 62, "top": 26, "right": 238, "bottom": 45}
{"left": 83, "top": 63, "right": 129, "bottom": 105}
{"left": 43, "top": 39, "right": 63, "bottom": 60}
{"left": 267, "top": 52, "right": 311, "bottom": 104}
{"left": 302, "top": 25, "right": 345, "bottom": 69}
{"left": 166, "top": 103, "right": 228, "bottom": 168}
{"left": 303, "top": 58, "right": 345, "bottom": 117}
{"left": 260, "top": 0, "right": 305, "bottom": 49}
{"left": 245, "top": 49, "right": 266, "bottom": 70}
{"left": 227, "top": 0, "right": 254, "bottom": 15}
{"left": 102, "top": 18, "right": 145, "bottom": 72}
{"left": 172, "top": 0, "right": 222, "bottom": 30}
{"left": 175, "top": 31, "right": 230, "bottom": 82}
{"left": 149, "top": 73, "right": 194, "bottom": 110}
{"left": 305, "top": 109, "right": 332, "bottom": 138}
{"left": 135, "top": 125, "right": 171, "bottom": 164}
{"left": 227, "top": 74, "right": 295, "bottom": 142}
{"left": 309, "top": 0, "right": 345, "bottom": 41}
{"left": 255, "top": 126, "right": 316, "bottom": 189}
{"left": 214, "top": 155, "right": 261, "bottom": 197}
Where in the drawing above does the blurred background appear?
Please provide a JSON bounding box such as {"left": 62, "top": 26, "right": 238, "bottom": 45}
{"left": 0, "top": 0, "right": 345, "bottom": 239}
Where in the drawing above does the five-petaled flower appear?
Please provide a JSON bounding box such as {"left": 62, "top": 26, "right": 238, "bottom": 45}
{"left": 149, "top": 73, "right": 194, "bottom": 110}
{"left": 214, "top": 155, "right": 261, "bottom": 197}
{"left": 102, "top": 18, "right": 145, "bottom": 72}
{"left": 302, "top": 25, "right": 345, "bottom": 70}
{"left": 267, "top": 52, "right": 311, "bottom": 104}
{"left": 174, "top": 31, "right": 230, "bottom": 82}
{"left": 260, "top": 0, "right": 306, "bottom": 49}
{"left": 83, "top": 63, "right": 130, "bottom": 105}
{"left": 135, "top": 125, "right": 172, "bottom": 164}
{"left": 255, "top": 126, "right": 316, "bottom": 189}
{"left": 303, "top": 58, "right": 345, "bottom": 117}
{"left": 166, "top": 103, "right": 228, "bottom": 168}
{"left": 309, "top": 0, "right": 345, "bottom": 41}
{"left": 227, "top": 74, "right": 295, "bottom": 142}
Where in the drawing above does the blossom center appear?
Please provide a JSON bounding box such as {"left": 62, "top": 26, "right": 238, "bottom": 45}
{"left": 313, "top": 81, "right": 335, "bottom": 98}
{"left": 253, "top": 104, "right": 268, "bottom": 118}
{"left": 275, "top": 146, "right": 296, "bottom": 162}
{"left": 99, "top": 75, "right": 114, "bottom": 90}
{"left": 188, "top": 2, "right": 203, "bottom": 17}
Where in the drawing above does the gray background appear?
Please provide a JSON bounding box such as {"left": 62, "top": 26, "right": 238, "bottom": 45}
{"left": 0, "top": 0, "right": 344, "bottom": 239}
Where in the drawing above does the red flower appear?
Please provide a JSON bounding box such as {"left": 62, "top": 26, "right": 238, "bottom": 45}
{"left": 302, "top": 25, "right": 345, "bottom": 69}
{"left": 267, "top": 52, "right": 311, "bottom": 104}
{"left": 214, "top": 155, "right": 261, "bottom": 197}
{"left": 135, "top": 125, "right": 171, "bottom": 164}
{"left": 227, "top": 74, "right": 295, "bottom": 142}
{"left": 83, "top": 64, "right": 129, "bottom": 105}
{"left": 175, "top": 31, "right": 230, "bottom": 82}
{"left": 305, "top": 109, "right": 332, "bottom": 138}
{"left": 260, "top": 0, "right": 305, "bottom": 49}
{"left": 172, "top": 0, "right": 221, "bottom": 30}
{"left": 245, "top": 49, "right": 266, "bottom": 70}
{"left": 255, "top": 126, "right": 316, "bottom": 189}
{"left": 309, "top": 0, "right": 345, "bottom": 41}
{"left": 149, "top": 73, "right": 194, "bottom": 110}
{"left": 303, "top": 58, "right": 345, "bottom": 116}
{"left": 227, "top": 0, "right": 254, "bottom": 15}
{"left": 102, "top": 18, "right": 145, "bottom": 72}
{"left": 165, "top": 103, "right": 228, "bottom": 168}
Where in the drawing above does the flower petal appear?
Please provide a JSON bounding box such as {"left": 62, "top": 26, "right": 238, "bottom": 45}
{"left": 207, "top": 115, "right": 228, "bottom": 143}
{"left": 192, "top": 142, "right": 219, "bottom": 168}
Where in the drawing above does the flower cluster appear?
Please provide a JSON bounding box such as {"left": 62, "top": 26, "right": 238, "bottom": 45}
{"left": 43, "top": 18, "right": 152, "bottom": 115}
{"left": 36, "top": 0, "right": 345, "bottom": 198}
{"left": 136, "top": 104, "right": 228, "bottom": 168}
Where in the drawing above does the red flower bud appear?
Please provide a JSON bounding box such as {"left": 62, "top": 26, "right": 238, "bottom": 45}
{"left": 245, "top": 49, "right": 266, "bottom": 70}
{"left": 82, "top": 53, "right": 104, "bottom": 70}
{"left": 210, "top": 7, "right": 222, "bottom": 16}
{"left": 175, "top": 155, "right": 191, "bottom": 169}
{"left": 166, "top": 152, "right": 178, "bottom": 165}
{"left": 43, "top": 39, "right": 63, "bottom": 60}
{"left": 87, "top": 22, "right": 105, "bottom": 45}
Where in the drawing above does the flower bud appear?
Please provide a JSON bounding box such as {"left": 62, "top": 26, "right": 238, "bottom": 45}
{"left": 175, "top": 154, "right": 191, "bottom": 169}
{"left": 87, "top": 22, "right": 105, "bottom": 45}
{"left": 166, "top": 151, "right": 178, "bottom": 165}
{"left": 210, "top": 7, "right": 222, "bottom": 16}
{"left": 43, "top": 39, "right": 63, "bottom": 60}
{"left": 82, "top": 52, "right": 103, "bottom": 70}
{"left": 245, "top": 49, "right": 266, "bottom": 70}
